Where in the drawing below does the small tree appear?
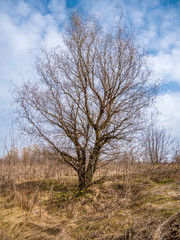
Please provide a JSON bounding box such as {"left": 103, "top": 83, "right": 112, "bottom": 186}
{"left": 142, "top": 127, "right": 175, "bottom": 163}
{"left": 173, "top": 142, "right": 180, "bottom": 163}
{"left": 15, "top": 13, "right": 158, "bottom": 189}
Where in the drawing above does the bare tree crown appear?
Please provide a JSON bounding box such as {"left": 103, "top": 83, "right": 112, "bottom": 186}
{"left": 142, "top": 127, "right": 175, "bottom": 163}
{"left": 15, "top": 13, "right": 158, "bottom": 188}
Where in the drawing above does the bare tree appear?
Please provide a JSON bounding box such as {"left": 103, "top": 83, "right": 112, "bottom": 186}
{"left": 14, "top": 13, "right": 158, "bottom": 189}
{"left": 142, "top": 127, "right": 175, "bottom": 163}
{"left": 173, "top": 141, "right": 180, "bottom": 163}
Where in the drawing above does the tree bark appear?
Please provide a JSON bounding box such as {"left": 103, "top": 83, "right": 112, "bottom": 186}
{"left": 78, "top": 167, "right": 94, "bottom": 190}
{"left": 77, "top": 160, "right": 97, "bottom": 190}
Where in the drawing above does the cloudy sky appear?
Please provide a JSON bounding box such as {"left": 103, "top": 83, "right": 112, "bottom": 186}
{"left": 0, "top": 0, "right": 180, "bottom": 156}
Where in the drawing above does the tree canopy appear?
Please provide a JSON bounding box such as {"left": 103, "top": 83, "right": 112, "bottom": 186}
{"left": 15, "top": 13, "right": 158, "bottom": 189}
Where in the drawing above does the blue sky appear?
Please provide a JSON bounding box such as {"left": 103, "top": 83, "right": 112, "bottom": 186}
{"left": 0, "top": 0, "right": 180, "bottom": 156}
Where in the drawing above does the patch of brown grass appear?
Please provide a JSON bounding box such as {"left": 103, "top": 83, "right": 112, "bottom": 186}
{"left": 0, "top": 160, "right": 179, "bottom": 239}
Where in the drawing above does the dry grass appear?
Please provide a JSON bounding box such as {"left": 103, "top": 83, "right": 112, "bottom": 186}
{"left": 0, "top": 157, "right": 179, "bottom": 240}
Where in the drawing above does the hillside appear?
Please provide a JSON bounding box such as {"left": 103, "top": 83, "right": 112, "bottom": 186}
{"left": 0, "top": 161, "right": 179, "bottom": 240}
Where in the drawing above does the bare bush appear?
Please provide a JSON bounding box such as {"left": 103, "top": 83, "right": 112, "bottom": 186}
{"left": 141, "top": 127, "right": 175, "bottom": 163}
{"left": 173, "top": 142, "right": 180, "bottom": 163}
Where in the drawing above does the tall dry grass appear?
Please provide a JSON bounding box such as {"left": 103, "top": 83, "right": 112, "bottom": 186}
{"left": 0, "top": 146, "right": 179, "bottom": 240}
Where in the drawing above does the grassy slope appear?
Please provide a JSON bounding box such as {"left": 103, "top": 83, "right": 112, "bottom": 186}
{"left": 0, "top": 163, "right": 179, "bottom": 240}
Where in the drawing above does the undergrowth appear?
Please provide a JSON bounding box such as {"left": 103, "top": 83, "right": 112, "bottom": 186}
{"left": 0, "top": 162, "right": 179, "bottom": 240}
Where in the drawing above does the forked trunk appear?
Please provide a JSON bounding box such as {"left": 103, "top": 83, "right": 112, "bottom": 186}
{"left": 77, "top": 149, "right": 99, "bottom": 190}
{"left": 78, "top": 168, "right": 87, "bottom": 190}
{"left": 77, "top": 163, "right": 95, "bottom": 190}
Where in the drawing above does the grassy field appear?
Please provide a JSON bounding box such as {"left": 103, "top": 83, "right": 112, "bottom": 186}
{"left": 0, "top": 158, "right": 179, "bottom": 240}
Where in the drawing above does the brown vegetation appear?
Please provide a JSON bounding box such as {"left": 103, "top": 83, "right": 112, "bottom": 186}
{"left": 141, "top": 126, "right": 175, "bottom": 163}
{"left": 0, "top": 151, "right": 179, "bottom": 240}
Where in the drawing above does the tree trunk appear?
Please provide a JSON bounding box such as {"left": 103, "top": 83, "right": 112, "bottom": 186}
{"left": 78, "top": 169, "right": 93, "bottom": 190}
{"left": 78, "top": 167, "right": 87, "bottom": 190}
{"left": 77, "top": 165, "right": 95, "bottom": 190}
{"left": 77, "top": 160, "right": 97, "bottom": 190}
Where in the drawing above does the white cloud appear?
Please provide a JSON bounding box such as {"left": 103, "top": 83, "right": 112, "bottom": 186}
{"left": 16, "top": 1, "right": 31, "bottom": 17}
{"left": 149, "top": 49, "right": 180, "bottom": 84}
{"left": 43, "top": 28, "right": 63, "bottom": 47}
{"left": 156, "top": 93, "right": 180, "bottom": 140}
{"left": 0, "top": 1, "right": 65, "bottom": 84}
{"left": 81, "top": 0, "right": 120, "bottom": 29}
{"left": 0, "top": 0, "right": 67, "bottom": 155}
{"left": 48, "top": 0, "right": 67, "bottom": 22}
